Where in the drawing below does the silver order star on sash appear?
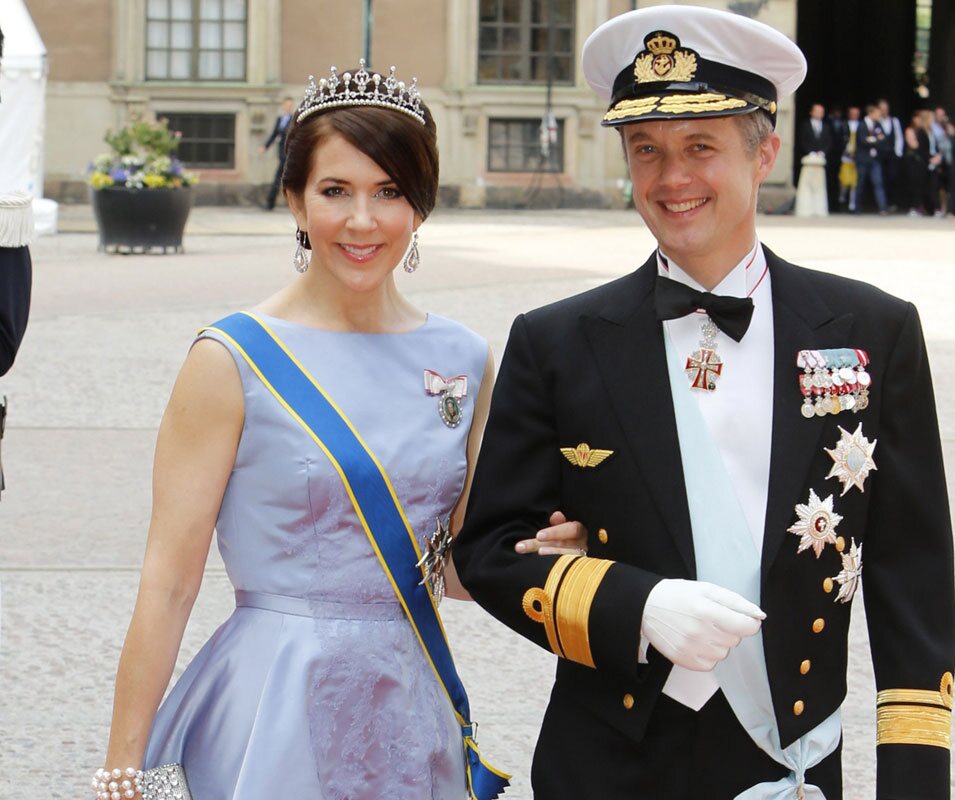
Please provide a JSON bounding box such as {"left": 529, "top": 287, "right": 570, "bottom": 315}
{"left": 788, "top": 488, "right": 843, "bottom": 558}
{"left": 416, "top": 516, "right": 453, "bottom": 604}
{"left": 832, "top": 538, "right": 863, "bottom": 604}
{"left": 825, "top": 424, "right": 877, "bottom": 495}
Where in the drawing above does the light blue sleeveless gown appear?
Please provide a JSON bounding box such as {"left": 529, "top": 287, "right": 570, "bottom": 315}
{"left": 143, "top": 313, "right": 488, "bottom": 800}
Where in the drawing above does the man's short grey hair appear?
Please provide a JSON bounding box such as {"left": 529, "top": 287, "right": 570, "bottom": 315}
{"left": 733, "top": 111, "right": 775, "bottom": 154}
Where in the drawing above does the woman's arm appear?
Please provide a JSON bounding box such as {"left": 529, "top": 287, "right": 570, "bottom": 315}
{"left": 442, "top": 350, "right": 496, "bottom": 600}
{"left": 102, "top": 339, "right": 244, "bottom": 771}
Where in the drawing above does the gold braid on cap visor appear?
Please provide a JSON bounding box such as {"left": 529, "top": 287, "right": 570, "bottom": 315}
{"left": 604, "top": 92, "right": 750, "bottom": 122}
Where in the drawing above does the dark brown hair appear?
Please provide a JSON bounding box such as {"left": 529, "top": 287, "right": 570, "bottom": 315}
{"left": 282, "top": 71, "right": 439, "bottom": 221}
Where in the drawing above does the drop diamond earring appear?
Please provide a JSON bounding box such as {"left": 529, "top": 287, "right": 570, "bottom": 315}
{"left": 293, "top": 228, "right": 311, "bottom": 273}
{"left": 403, "top": 231, "right": 420, "bottom": 273}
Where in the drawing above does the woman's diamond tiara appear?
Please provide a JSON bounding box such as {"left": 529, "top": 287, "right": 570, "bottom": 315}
{"left": 296, "top": 59, "right": 425, "bottom": 125}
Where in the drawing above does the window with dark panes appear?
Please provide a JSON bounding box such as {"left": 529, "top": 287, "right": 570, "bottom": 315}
{"left": 478, "top": 0, "right": 575, "bottom": 84}
{"left": 487, "top": 117, "right": 565, "bottom": 172}
{"left": 160, "top": 113, "right": 236, "bottom": 168}
{"left": 146, "top": 0, "right": 247, "bottom": 81}
{"left": 913, "top": 0, "right": 932, "bottom": 88}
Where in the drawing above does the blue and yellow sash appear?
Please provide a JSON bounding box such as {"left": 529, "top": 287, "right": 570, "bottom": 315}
{"left": 202, "top": 312, "right": 509, "bottom": 800}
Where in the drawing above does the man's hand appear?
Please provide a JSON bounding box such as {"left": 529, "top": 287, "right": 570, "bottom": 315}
{"left": 514, "top": 511, "right": 588, "bottom": 556}
{"left": 641, "top": 579, "right": 765, "bottom": 671}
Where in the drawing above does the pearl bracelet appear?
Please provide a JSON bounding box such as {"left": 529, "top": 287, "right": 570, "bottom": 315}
{"left": 91, "top": 767, "right": 143, "bottom": 800}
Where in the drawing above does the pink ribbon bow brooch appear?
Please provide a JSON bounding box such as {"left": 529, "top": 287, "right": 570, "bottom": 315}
{"left": 424, "top": 369, "right": 468, "bottom": 428}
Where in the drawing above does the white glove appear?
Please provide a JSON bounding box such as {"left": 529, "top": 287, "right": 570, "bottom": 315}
{"left": 641, "top": 579, "right": 765, "bottom": 672}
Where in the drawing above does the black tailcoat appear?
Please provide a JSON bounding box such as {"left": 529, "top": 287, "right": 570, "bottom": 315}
{"left": 455, "top": 247, "right": 954, "bottom": 799}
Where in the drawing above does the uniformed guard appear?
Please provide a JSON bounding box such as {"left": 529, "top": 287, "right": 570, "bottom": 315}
{"left": 454, "top": 6, "right": 954, "bottom": 799}
{"left": 0, "top": 190, "right": 34, "bottom": 499}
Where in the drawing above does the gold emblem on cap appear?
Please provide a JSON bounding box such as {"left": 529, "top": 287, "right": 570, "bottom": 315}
{"left": 634, "top": 30, "right": 698, "bottom": 83}
{"left": 560, "top": 443, "right": 614, "bottom": 468}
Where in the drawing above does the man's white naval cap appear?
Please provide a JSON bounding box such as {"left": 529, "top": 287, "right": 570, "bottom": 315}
{"left": 582, "top": 5, "right": 806, "bottom": 128}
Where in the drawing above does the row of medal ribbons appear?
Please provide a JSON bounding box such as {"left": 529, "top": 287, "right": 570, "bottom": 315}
{"left": 797, "top": 348, "right": 872, "bottom": 418}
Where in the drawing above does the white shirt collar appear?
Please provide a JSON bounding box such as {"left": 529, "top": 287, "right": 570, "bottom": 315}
{"left": 657, "top": 240, "right": 765, "bottom": 300}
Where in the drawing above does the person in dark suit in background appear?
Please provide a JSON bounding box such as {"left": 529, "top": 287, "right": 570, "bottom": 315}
{"left": 877, "top": 99, "right": 904, "bottom": 210}
{"left": 825, "top": 106, "right": 846, "bottom": 210}
{"left": 258, "top": 97, "right": 295, "bottom": 210}
{"left": 454, "top": 6, "right": 953, "bottom": 799}
{"left": 796, "top": 102, "right": 832, "bottom": 186}
{"left": 855, "top": 104, "right": 890, "bottom": 213}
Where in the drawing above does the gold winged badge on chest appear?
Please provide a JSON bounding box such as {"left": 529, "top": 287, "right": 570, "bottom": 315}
{"left": 560, "top": 442, "right": 615, "bottom": 469}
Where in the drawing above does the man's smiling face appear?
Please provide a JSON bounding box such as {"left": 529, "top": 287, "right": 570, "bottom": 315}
{"left": 622, "top": 115, "right": 779, "bottom": 274}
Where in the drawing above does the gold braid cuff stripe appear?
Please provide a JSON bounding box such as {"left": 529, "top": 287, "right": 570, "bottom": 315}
{"left": 522, "top": 556, "right": 615, "bottom": 667}
{"left": 878, "top": 672, "right": 955, "bottom": 711}
{"left": 876, "top": 705, "right": 951, "bottom": 749}
{"left": 554, "top": 557, "right": 615, "bottom": 668}
{"left": 522, "top": 555, "right": 577, "bottom": 659}
{"left": 604, "top": 93, "right": 748, "bottom": 122}
{"left": 876, "top": 673, "right": 953, "bottom": 748}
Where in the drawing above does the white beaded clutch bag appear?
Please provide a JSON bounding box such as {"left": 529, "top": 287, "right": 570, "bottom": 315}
{"left": 141, "top": 764, "right": 193, "bottom": 800}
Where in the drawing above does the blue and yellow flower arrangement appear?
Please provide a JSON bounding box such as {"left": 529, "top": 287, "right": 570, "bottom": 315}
{"left": 88, "top": 117, "right": 197, "bottom": 190}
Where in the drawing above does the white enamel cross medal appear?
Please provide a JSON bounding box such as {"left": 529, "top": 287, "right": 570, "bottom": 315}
{"left": 685, "top": 317, "right": 723, "bottom": 391}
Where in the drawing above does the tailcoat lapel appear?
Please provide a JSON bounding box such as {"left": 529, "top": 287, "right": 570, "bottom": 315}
{"left": 760, "top": 248, "right": 855, "bottom": 579}
{"left": 582, "top": 256, "right": 697, "bottom": 577}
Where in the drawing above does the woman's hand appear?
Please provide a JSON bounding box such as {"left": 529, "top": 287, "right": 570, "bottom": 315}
{"left": 515, "top": 511, "right": 588, "bottom": 556}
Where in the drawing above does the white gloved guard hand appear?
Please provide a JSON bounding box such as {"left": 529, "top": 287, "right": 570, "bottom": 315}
{"left": 641, "top": 579, "right": 765, "bottom": 672}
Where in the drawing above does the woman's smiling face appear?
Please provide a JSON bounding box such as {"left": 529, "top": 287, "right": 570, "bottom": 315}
{"left": 288, "top": 133, "right": 419, "bottom": 295}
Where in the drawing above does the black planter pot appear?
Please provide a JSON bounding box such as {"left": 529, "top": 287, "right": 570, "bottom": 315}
{"left": 91, "top": 187, "right": 193, "bottom": 253}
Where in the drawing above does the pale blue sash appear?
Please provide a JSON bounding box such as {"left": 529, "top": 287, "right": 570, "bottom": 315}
{"left": 664, "top": 331, "right": 841, "bottom": 800}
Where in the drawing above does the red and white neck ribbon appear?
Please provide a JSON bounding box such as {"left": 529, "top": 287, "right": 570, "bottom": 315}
{"left": 423, "top": 369, "right": 468, "bottom": 399}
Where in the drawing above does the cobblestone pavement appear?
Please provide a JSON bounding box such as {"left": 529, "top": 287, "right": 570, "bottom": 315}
{"left": 1, "top": 208, "right": 953, "bottom": 798}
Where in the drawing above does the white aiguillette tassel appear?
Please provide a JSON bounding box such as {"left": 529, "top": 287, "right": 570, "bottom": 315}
{"left": 0, "top": 191, "right": 34, "bottom": 247}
